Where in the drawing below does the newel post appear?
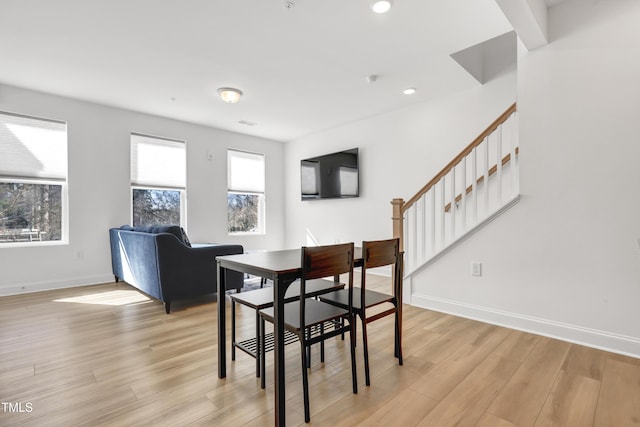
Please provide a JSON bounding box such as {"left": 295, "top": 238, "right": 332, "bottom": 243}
{"left": 391, "top": 198, "right": 405, "bottom": 252}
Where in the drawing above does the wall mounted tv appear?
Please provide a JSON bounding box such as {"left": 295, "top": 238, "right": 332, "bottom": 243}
{"left": 301, "top": 148, "right": 359, "bottom": 200}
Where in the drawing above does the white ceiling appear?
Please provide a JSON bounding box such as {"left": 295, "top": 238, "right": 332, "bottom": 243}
{"left": 0, "top": 0, "right": 517, "bottom": 142}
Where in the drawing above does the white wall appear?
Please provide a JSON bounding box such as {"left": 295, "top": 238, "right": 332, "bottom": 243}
{"left": 410, "top": 0, "right": 640, "bottom": 357}
{"left": 284, "top": 71, "right": 516, "bottom": 249}
{"left": 0, "top": 84, "right": 284, "bottom": 295}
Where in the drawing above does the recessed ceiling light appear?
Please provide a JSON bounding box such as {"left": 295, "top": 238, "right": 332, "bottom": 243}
{"left": 403, "top": 87, "right": 417, "bottom": 95}
{"left": 217, "top": 87, "right": 243, "bottom": 103}
{"left": 365, "top": 74, "right": 378, "bottom": 84}
{"left": 371, "top": 0, "right": 392, "bottom": 14}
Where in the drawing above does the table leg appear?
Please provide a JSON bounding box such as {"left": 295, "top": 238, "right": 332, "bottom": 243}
{"left": 217, "top": 261, "right": 226, "bottom": 378}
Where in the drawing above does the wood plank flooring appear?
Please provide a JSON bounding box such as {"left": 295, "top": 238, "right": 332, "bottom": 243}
{"left": 1, "top": 276, "right": 639, "bottom": 426}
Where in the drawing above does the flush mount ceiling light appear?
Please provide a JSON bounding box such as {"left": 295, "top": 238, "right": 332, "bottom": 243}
{"left": 371, "top": 0, "right": 392, "bottom": 14}
{"left": 217, "top": 87, "right": 243, "bottom": 103}
{"left": 403, "top": 87, "right": 417, "bottom": 95}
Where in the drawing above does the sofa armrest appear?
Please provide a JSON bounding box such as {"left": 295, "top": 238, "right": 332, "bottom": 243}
{"left": 188, "top": 242, "right": 244, "bottom": 256}
{"left": 155, "top": 235, "right": 244, "bottom": 300}
{"left": 109, "top": 228, "right": 163, "bottom": 301}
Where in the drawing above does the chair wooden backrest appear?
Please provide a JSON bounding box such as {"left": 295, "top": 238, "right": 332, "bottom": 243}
{"left": 361, "top": 238, "right": 402, "bottom": 300}
{"left": 299, "top": 243, "right": 355, "bottom": 330}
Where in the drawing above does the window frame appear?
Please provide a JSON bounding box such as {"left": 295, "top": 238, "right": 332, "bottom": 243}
{"left": 0, "top": 111, "right": 69, "bottom": 247}
{"left": 227, "top": 149, "right": 266, "bottom": 236}
{"left": 130, "top": 133, "right": 187, "bottom": 228}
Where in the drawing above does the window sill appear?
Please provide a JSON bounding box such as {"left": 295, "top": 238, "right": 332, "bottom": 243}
{"left": 0, "top": 240, "right": 68, "bottom": 249}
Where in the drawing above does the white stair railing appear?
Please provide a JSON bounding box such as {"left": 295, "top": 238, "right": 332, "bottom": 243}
{"left": 392, "top": 103, "right": 519, "bottom": 275}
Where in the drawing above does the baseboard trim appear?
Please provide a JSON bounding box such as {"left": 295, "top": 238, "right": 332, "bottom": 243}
{"left": 412, "top": 294, "right": 640, "bottom": 359}
{"left": 0, "top": 274, "right": 115, "bottom": 297}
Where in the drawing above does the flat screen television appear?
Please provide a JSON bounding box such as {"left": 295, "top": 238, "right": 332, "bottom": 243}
{"left": 301, "top": 148, "right": 359, "bottom": 200}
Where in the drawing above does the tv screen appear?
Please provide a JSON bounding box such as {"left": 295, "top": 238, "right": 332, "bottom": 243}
{"left": 301, "top": 148, "right": 359, "bottom": 200}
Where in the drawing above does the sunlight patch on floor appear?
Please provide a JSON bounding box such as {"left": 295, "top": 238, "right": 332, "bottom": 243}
{"left": 54, "top": 290, "right": 151, "bottom": 306}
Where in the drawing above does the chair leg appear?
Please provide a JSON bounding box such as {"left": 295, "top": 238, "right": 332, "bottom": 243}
{"left": 306, "top": 328, "right": 311, "bottom": 368}
{"left": 361, "top": 315, "right": 371, "bottom": 387}
{"left": 353, "top": 316, "right": 357, "bottom": 347}
{"left": 255, "top": 310, "right": 261, "bottom": 377}
{"left": 231, "top": 301, "right": 236, "bottom": 361}
{"left": 260, "top": 318, "right": 266, "bottom": 389}
{"left": 320, "top": 322, "right": 325, "bottom": 363}
{"left": 301, "top": 339, "right": 311, "bottom": 423}
{"left": 164, "top": 301, "right": 171, "bottom": 314}
{"left": 349, "top": 316, "right": 358, "bottom": 395}
{"left": 395, "top": 309, "right": 403, "bottom": 366}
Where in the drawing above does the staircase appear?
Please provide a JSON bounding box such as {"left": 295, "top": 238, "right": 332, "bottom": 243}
{"left": 392, "top": 103, "right": 519, "bottom": 276}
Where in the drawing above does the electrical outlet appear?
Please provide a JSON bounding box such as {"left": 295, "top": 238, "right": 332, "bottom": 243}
{"left": 471, "top": 262, "right": 482, "bottom": 277}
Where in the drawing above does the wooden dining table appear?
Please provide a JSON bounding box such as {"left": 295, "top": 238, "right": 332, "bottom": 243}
{"left": 216, "top": 247, "right": 365, "bottom": 426}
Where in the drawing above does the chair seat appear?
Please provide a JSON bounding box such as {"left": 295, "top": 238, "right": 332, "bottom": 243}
{"left": 260, "top": 299, "right": 348, "bottom": 332}
{"left": 230, "top": 279, "right": 344, "bottom": 310}
{"left": 319, "top": 288, "right": 394, "bottom": 311}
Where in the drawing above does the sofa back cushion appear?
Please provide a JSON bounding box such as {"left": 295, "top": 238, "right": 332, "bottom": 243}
{"left": 180, "top": 227, "right": 191, "bottom": 247}
{"left": 120, "top": 225, "right": 186, "bottom": 245}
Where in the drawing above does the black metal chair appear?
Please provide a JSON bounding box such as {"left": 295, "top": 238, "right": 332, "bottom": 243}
{"left": 319, "top": 238, "right": 403, "bottom": 386}
{"left": 259, "top": 243, "right": 358, "bottom": 423}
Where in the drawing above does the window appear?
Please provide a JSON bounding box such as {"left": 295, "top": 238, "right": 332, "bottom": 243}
{"left": 130, "top": 133, "right": 186, "bottom": 227}
{"left": 0, "top": 111, "right": 67, "bottom": 245}
{"left": 227, "top": 149, "right": 265, "bottom": 234}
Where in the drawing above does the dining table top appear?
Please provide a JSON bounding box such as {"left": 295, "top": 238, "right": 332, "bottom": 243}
{"left": 217, "top": 247, "right": 364, "bottom": 278}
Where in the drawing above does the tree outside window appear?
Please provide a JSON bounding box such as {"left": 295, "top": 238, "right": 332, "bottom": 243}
{"left": 227, "top": 192, "right": 261, "bottom": 233}
{"left": 0, "top": 182, "right": 62, "bottom": 242}
{"left": 132, "top": 188, "right": 180, "bottom": 226}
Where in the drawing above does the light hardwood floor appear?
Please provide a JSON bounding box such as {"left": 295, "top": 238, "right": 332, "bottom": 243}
{"left": 1, "top": 276, "right": 639, "bottom": 426}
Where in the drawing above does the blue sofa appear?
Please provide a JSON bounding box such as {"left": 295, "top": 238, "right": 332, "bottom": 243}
{"left": 109, "top": 225, "right": 244, "bottom": 313}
